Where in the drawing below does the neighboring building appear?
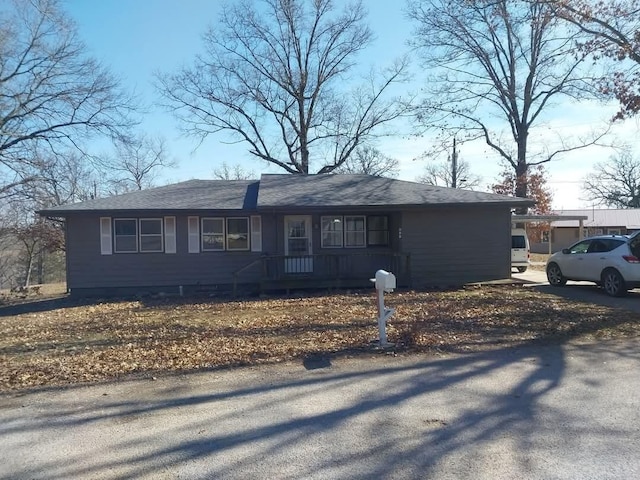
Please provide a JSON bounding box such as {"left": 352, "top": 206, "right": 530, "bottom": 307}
{"left": 38, "top": 174, "right": 532, "bottom": 296}
{"left": 531, "top": 208, "right": 640, "bottom": 253}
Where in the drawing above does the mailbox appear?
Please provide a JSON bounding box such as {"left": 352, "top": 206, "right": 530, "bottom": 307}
{"left": 374, "top": 269, "right": 396, "bottom": 293}
{"left": 371, "top": 269, "right": 396, "bottom": 347}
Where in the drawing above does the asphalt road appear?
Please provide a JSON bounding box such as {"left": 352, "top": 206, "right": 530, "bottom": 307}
{"left": 2, "top": 339, "right": 640, "bottom": 480}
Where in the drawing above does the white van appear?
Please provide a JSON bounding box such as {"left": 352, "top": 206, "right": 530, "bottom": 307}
{"left": 511, "top": 229, "right": 530, "bottom": 272}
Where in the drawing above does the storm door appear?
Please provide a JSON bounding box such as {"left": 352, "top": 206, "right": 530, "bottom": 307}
{"left": 284, "top": 215, "right": 313, "bottom": 273}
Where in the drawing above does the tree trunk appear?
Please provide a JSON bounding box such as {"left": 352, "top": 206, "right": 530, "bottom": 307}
{"left": 514, "top": 132, "right": 529, "bottom": 215}
{"left": 24, "top": 250, "right": 34, "bottom": 287}
{"left": 36, "top": 249, "right": 45, "bottom": 284}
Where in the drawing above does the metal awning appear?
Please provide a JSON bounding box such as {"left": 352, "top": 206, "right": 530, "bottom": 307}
{"left": 512, "top": 214, "right": 589, "bottom": 222}
{"left": 512, "top": 214, "right": 589, "bottom": 254}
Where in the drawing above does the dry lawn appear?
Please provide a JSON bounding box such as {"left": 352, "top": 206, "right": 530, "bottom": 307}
{"left": 528, "top": 253, "right": 549, "bottom": 271}
{"left": 1, "top": 285, "right": 639, "bottom": 393}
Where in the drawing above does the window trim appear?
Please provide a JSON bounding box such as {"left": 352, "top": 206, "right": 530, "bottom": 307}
{"left": 201, "top": 217, "right": 225, "bottom": 251}
{"left": 139, "top": 218, "right": 164, "bottom": 253}
{"left": 226, "top": 217, "right": 250, "bottom": 251}
{"left": 113, "top": 218, "right": 138, "bottom": 254}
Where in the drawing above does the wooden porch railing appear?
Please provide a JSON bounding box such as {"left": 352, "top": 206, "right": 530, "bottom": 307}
{"left": 233, "top": 252, "right": 410, "bottom": 296}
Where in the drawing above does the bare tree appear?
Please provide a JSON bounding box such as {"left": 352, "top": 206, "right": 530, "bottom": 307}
{"left": 212, "top": 162, "right": 256, "bottom": 180}
{"left": 1, "top": 199, "right": 63, "bottom": 287}
{"left": 19, "top": 150, "right": 99, "bottom": 207}
{"left": 407, "top": 0, "right": 605, "bottom": 211}
{"left": 102, "top": 135, "right": 175, "bottom": 193}
{"left": 157, "top": 0, "right": 409, "bottom": 174}
{"left": 334, "top": 145, "right": 399, "bottom": 177}
{"left": 417, "top": 159, "right": 481, "bottom": 189}
{"left": 0, "top": 0, "right": 135, "bottom": 201}
{"left": 0, "top": 228, "right": 21, "bottom": 289}
{"left": 583, "top": 148, "right": 640, "bottom": 208}
{"left": 546, "top": 0, "right": 640, "bottom": 119}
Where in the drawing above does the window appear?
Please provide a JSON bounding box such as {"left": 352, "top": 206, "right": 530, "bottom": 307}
{"left": 322, "top": 215, "right": 389, "bottom": 248}
{"left": 227, "top": 218, "right": 249, "bottom": 251}
{"left": 601, "top": 239, "right": 624, "bottom": 252}
{"left": 587, "top": 239, "right": 623, "bottom": 253}
{"left": 512, "top": 235, "right": 527, "bottom": 249}
{"left": 114, "top": 219, "right": 137, "bottom": 253}
{"left": 367, "top": 216, "right": 389, "bottom": 246}
{"left": 199, "top": 217, "right": 252, "bottom": 252}
{"left": 568, "top": 240, "right": 590, "bottom": 254}
{"left": 139, "top": 219, "right": 163, "bottom": 252}
{"left": 202, "top": 218, "right": 225, "bottom": 251}
{"left": 321, "top": 216, "right": 343, "bottom": 248}
{"left": 345, "top": 216, "right": 365, "bottom": 247}
{"left": 113, "top": 218, "right": 164, "bottom": 253}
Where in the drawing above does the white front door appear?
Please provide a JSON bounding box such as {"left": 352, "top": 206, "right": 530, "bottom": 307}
{"left": 284, "top": 215, "right": 313, "bottom": 273}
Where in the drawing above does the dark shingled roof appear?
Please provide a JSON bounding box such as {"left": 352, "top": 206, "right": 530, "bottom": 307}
{"left": 38, "top": 174, "right": 532, "bottom": 215}
{"left": 257, "top": 174, "right": 533, "bottom": 208}
{"left": 39, "top": 179, "right": 259, "bottom": 214}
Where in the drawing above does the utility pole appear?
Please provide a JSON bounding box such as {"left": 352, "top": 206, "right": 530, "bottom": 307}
{"left": 451, "top": 137, "right": 458, "bottom": 188}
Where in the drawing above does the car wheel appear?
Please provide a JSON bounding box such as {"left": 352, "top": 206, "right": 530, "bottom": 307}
{"left": 546, "top": 263, "right": 567, "bottom": 286}
{"left": 601, "top": 268, "right": 628, "bottom": 297}
{"left": 517, "top": 267, "right": 527, "bottom": 273}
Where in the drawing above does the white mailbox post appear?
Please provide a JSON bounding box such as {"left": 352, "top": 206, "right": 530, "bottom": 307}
{"left": 370, "top": 269, "right": 396, "bottom": 347}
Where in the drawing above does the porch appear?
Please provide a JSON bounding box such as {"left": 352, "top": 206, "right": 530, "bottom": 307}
{"left": 233, "top": 252, "right": 411, "bottom": 295}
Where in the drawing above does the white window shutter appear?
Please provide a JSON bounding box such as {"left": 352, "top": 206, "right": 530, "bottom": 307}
{"left": 251, "top": 215, "right": 262, "bottom": 252}
{"left": 164, "top": 216, "right": 176, "bottom": 254}
{"left": 188, "top": 216, "right": 200, "bottom": 253}
{"left": 100, "top": 217, "right": 112, "bottom": 255}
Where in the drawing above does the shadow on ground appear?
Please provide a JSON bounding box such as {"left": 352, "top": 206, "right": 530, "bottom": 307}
{"left": 532, "top": 283, "right": 640, "bottom": 314}
{"left": 0, "top": 340, "right": 573, "bottom": 479}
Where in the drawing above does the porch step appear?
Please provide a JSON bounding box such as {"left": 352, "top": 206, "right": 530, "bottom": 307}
{"left": 259, "top": 277, "right": 371, "bottom": 292}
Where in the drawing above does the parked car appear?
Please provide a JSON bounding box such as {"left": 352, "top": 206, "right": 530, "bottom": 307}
{"left": 511, "top": 229, "right": 530, "bottom": 273}
{"left": 546, "top": 232, "right": 640, "bottom": 297}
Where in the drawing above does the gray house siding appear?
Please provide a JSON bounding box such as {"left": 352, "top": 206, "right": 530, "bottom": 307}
{"left": 46, "top": 174, "right": 533, "bottom": 296}
{"left": 66, "top": 213, "right": 265, "bottom": 295}
{"left": 401, "top": 206, "right": 511, "bottom": 288}
{"left": 65, "top": 206, "right": 512, "bottom": 295}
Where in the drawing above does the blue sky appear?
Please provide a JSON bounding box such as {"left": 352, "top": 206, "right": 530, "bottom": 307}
{"left": 62, "top": 0, "right": 638, "bottom": 210}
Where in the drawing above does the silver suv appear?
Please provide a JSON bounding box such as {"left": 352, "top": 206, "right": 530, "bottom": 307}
{"left": 546, "top": 232, "right": 640, "bottom": 297}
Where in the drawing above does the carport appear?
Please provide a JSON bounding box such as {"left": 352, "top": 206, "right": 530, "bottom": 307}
{"left": 513, "top": 214, "right": 589, "bottom": 254}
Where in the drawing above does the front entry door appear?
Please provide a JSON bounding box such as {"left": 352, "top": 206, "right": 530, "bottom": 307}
{"left": 284, "top": 215, "right": 313, "bottom": 273}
